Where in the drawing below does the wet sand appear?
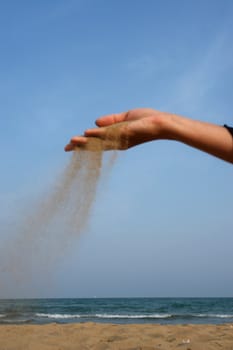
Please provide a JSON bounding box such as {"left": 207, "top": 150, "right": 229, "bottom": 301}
{"left": 0, "top": 322, "right": 233, "bottom": 349}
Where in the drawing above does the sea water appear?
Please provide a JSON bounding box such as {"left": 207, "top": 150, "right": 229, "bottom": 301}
{"left": 0, "top": 298, "right": 233, "bottom": 325}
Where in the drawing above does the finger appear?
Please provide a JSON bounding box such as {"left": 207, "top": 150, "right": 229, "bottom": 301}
{"left": 84, "top": 127, "right": 105, "bottom": 137}
{"left": 64, "top": 143, "right": 75, "bottom": 152}
{"left": 95, "top": 112, "right": 128, "bottom": 127}
{"left": 70, "top": 136, "right": 88, "bottom": 144}
{"left": 64, "top": 136, "right": 88, "bottom": 152}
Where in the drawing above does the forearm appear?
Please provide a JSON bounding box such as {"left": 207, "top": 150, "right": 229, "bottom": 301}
{"left": 162, "top": 114, "right": 233, "bottom": 164}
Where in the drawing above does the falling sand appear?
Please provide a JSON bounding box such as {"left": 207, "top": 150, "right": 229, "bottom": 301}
{"left": 0, "top": 123, "right": 128, "bottom": 297}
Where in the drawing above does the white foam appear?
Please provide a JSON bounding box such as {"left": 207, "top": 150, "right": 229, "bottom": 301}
{"left": 36, "top": 313, "right": 172, "bottom": 319}
{"left": 196, "top": 313, "right": 233, "bottom": 318}
{"left": 36, "top": 313, "right": 81, "bottom": 319}
{"left": 95, "top": 313, "right": 172, "bottom": 319}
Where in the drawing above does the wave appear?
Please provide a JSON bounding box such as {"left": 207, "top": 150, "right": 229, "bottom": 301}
{"left": 36, "top": 313, "right": 172, "bottom": 319}
{"left": 95, "top": 314, "right": 172, "bottom": 319}
{"left": 35, "top": 313, "right": 233, "bottom": 320}
{"left": 195, "top": 314, "right": 233, "bottom": 318}
{"left": 36, "top": 313, "right": 81, "bottom": 319}
{"left": 0, "top": 318, "right": 33, "bottom": 324}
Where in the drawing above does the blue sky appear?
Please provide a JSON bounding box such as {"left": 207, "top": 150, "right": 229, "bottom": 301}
{"left": 0, "top": 0, "right": 233, "bottom": 298}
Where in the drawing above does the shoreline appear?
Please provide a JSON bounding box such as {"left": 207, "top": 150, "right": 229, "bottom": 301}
{"left": 0, "top": 322, "right": 233, "bottom": 349}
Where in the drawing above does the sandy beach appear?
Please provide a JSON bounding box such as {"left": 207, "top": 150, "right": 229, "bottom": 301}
{"left": 0, "top": 322, "right": 233, "bottom": 350}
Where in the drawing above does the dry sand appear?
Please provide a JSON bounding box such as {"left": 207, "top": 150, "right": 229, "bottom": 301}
{"left": 0, "top": 323, "right": 233, "bottom": 350}
{"left": 0, "top": 131, "right": 119, "bottom": 295}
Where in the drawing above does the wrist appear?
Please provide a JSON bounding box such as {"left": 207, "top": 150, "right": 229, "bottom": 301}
{"left": 151, "top": 112, "right": 179, "bottom": 140}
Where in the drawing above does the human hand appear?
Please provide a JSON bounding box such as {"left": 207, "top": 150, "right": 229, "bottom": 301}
{"left": 64, "top": 108, "right": 170, "bottom": 151}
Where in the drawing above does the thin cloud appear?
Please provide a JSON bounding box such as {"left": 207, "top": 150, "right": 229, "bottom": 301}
{"left": 126, "top": 53, "right": 171, "bottom": 79}
{"left": 169, "top": 27, "right": 233, "bottom": 114}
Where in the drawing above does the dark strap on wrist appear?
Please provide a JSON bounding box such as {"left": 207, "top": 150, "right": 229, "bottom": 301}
{"left": 224, "top": 124, "right": 233, "bottom": 137}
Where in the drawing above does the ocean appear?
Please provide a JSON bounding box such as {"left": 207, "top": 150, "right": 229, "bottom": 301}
{"left": 0, "top": 298, "right": 233, "bottom": 325}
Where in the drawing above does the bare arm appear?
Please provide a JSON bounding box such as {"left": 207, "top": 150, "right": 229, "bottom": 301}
{"left": 65, "top": 108, "right": 233, "bottom": 164}
{"left": 163, "top": 114, "right": 233, "bottom": 164}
